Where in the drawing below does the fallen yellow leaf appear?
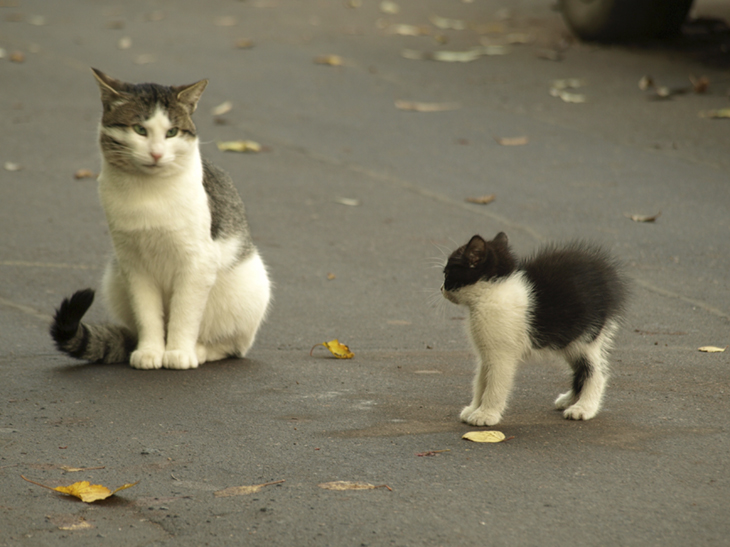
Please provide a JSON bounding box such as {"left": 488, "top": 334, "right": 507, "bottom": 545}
{"left": 465, "top": 194, "right": 496, "bottom": 205}
{"left": 699, "top": 108, "right": 730, "bottom": 119}
{"left": 394, "top": 100, "right": 461, "bottom": 112}
{"left": 495, "top": 136, "right": 528, "bottom": 146}
{"left": 73, "top": 169, "right": 97, "bottom": 180}
{"left": 314, "top": 55, "right": 344, "bottom": 66}
{"left": 214, "top": 479, "right": 284, "bottom": 498}
{"left": 318, "top": 481, "right": 392, "bottom": 491}
{"left": 211, "top": 100, "right": 233, "bottom": 116}
{"left": 60, "top": 466, "right": 105, "bottom": 473}
{"left": 310, "top": 339, "right": 354, "bottom": 359}
{"left": 216, "top": 140, "right": 262, "bottom": 153}
{"left": 21, "top": 475, "right": 139, "bottom": 503}
{"left": 626, "top": 212, "right": 661, "bottom": 223}
{"left": 462, "top": 430, "right": 506, "bottom": 443}
{"left": 698, "top": 346, "right": 727, "bottom": 353}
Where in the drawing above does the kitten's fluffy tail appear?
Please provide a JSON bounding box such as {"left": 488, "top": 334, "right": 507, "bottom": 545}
{"left": 50, "top": 289, "right": 136, "bottom": 364}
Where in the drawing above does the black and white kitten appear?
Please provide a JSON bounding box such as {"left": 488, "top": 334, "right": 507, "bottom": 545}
{"left": 442, "top": 232, "right": 627, "bottom": 426}
{"left": 50, "top": 69, "right": 271, "bottom": 369}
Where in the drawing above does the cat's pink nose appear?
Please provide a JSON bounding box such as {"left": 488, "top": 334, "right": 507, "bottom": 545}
{"left": 150, "top": 152, "right": 163, "bottom": 162}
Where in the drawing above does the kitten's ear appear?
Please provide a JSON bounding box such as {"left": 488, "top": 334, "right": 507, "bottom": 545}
{"left": 91, "top": 68, "right": 128, "bottom": 104}
{"left": 175, "top": 79, "right": 208, "bottom": 113}
{"left": 493, "top": 232, "right": 509, "bottom": 247}
{"left": 464, "top": 235, "right": 488, "bottom": 268}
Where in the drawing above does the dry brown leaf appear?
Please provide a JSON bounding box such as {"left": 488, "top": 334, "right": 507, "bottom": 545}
{"left": 214, "top": 479, "right": 284, "bottom": 498}
{"left": 699, "top": 108, "right": 730, "bottom": 119}
{"left": 379, "top": 1, "right": 399, "bottom": 14}
{"left": 216, "top": 140, "right": 262, "bottom": 153}
{"left": 465, "top": 194, "right": 496, "bottom": 205}
{"left": 318, "top": 481, "right": 392, "bottom": 491}
{"left": 9, "top": 50, "right": 25, "bottom": 63}
{"left": 60, "top": 465, "right": 105, "bottom": 473}
{"left": 310, "top": 339, "right": 354, "bottom": 359}
{"left": 234, "top": 38, "right": 255, "bottom": 49}
{"left": 432, "top": 49, "right": 482, "bottom": 63}
{"left": 387, "top": 24, "right": 430, "bottom": 36}
{"left": 326, "top": 272, "right": 336, "bottom": 280}
{"left": 429, "top": 15, "right": 466, "bottom": 30}
{"left": 21, "top": 475, "right": 139, "bottom": 503}
{"left": 73, "top": 169, "right": 96, "bottom": 180}
{"left": 335, "top": 197, "right": 360, "bottom": 206}
{"left": 495, "top": 136, "right": 528, "bottom": 146}
{"left": 690, "top": 75, "right": 709, "bottom": 94}
{"left": 48, "top": 514, "right": 94, "bottom": 531}
{"left": 462, "top": 430, "right": 506, "bottom": 443}
{"left": 698, "top": 346, "right": 727, "bottom": 353}
{"left": 314, "top": 55, "right": 343, "bottom": 66}
{"left": 211, "top": 101, "right": 233, "bottom": 116}
{"left": 626, "top": 212, "right": 661, "bottom": 223}
{"left": 394, "top": 100, "right": 461, "bottom": 112}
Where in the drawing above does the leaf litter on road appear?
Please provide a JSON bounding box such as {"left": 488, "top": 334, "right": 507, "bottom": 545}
{"left": 698, "top": 346, "right": 727, "bottom": 353}
{"left": 216, "top": 140, "right": 262, "bottom": 153}
{"left": 214, "top": 479, "right": 285, "bottom": 498}
{"left": 495, "top": 136, "right": 528, "bottom": 146}
{"left": 310, "top": 340, "right": 354, "bottom": 359}
{"left": 21, "top": 475, "right": 139, "bottom": 503}
{"left": 395, "top": 100, "right": 461, "bottom": 112}
{"left": 465, "top": 194, "right": 496, "bottom": 205}
{"left": 626, "top": 211, "right": 661, "bottom": 223}
{"left": 462, "top": 431, "right": 508, "bottom": 443}
{"left": 318, "top": 481, "right": 392, "bottom": 491}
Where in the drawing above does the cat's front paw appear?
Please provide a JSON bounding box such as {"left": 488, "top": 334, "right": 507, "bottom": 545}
{"left": 563, "top": 403, "right": 599, "bottom": 421}
{"left": 554, "top": 390, "right": 577, "bottom": 410}
{"left": 162, "top": 350, "right": 199, "bottom": 370}
{"left": 460, "top": 405, "right": 479, "bottom": 422}
{"left": 130, "top": 349, "right": 164, "bottom": 370}
{"left": 462, "top": 407, "right": 502, "bottom": 427}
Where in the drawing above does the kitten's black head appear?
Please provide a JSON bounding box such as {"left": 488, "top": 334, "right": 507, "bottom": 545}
{"left": 443, "top": 232, "right": 517, "bottom": 292}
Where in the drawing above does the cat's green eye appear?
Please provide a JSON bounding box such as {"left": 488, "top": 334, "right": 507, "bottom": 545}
{"left": 166, "top": 127, "right": 179, "bottom": 138}
{"left": 132, "top": 124, "right": 147, "bottom": 136}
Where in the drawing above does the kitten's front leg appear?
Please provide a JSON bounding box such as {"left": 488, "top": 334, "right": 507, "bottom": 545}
{"left": 127, "top": 273, "right": 166, "bottom": 370}
{"left": 461, "top": 354, "right": 518, "bottom": 427}
{"left": 162, "top": 272, "right": 214, "bottom": 370}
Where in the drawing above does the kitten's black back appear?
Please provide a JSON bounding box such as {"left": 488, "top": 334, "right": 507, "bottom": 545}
{"left": 521, "top": 243, "right": 627, "bottom": 349}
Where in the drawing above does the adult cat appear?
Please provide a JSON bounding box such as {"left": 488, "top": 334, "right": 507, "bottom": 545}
{"left": 442, "top": 232, "right": 627, "bottom": 425}
{"left": 51, "top": 69, "right": 271, "bottom": 369}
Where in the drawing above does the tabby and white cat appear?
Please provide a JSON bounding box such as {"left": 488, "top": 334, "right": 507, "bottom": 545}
{"left": 50, "top": 69, "right": 271, "bottom": 369}
{"left": 442, "top": 232, "right": 627, "bottom": 426}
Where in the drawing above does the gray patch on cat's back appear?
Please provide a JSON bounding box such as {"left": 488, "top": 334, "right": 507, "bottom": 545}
{"left": 202, "top": 158, "right": 254, "bottom": 256}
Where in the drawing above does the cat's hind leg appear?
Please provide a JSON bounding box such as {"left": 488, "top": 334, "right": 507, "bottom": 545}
{"left": 560, "top": 325, "right": 616, "bottom": 420}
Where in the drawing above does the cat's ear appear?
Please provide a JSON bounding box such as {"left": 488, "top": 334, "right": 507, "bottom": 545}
{"left": 465, "top": 235, "right": 488, "bottom": 268}
{"left": 91, "top": 68, "right": 128, "bottom": 105}
{"left": 493, "top": 232, "right": 509, "bottom": 247}
{"left": 174, "top": 79, "right": 208, "bottom": 113}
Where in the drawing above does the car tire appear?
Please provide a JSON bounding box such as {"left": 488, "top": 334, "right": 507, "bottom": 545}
{"left": 560, "top": 0, "right": 695, "bottom": 42}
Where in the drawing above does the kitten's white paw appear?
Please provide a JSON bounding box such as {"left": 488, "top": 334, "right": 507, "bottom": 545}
{"left": 130, "top": 349, "right": 163, "bottom": 370}
{"left": 460, "top": 405, "right": 480, "bottom": 422}
{"left": 563, "top": 403, "right": 598, "bottom": 421}
{"left": 463, "top": 408, "right": 502, "bottom": 427}
{"left": 554, "top": 390, "right": 577, "bottom": 410}
{"left": 162, "top": 350, "right": 199, "bottom": 370}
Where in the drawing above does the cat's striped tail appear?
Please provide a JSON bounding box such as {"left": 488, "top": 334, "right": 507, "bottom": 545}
{"left": 50, "top": 289, "right": 136, "bottom": 364}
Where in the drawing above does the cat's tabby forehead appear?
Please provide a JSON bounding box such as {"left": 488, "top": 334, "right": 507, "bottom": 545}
{"left": 100, "top": 83, "right": 196, "bottom": 133}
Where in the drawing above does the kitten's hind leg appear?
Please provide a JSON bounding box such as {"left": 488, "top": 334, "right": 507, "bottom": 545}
{"left": 562, "top": 342, "right": 610, "bottom": 421}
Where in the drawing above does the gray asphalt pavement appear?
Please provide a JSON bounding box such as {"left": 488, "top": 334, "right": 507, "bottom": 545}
{"left": 1, "top": 0, "right": 729, "bottom": 545}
